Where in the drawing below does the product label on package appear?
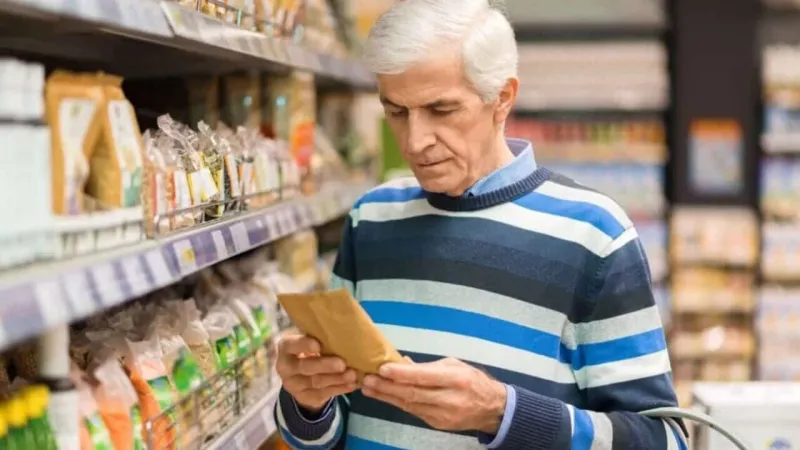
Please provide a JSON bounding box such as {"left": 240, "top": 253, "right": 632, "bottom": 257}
{"left": 84, "top": 413, "right": 114, "bottom": 450}
{"left": 107, "top": 100, "right": 144, "bottom": 207}
{"left": 233, "top": 324, "right": 252, "bottom": 357}
{"left": 49, "top": 389, "right": 81, "bottom": 450}
{"left": 252, "top": 305, "right": 271, "bottom": 341}
{"left": 131, "top": 405, "right": 145, "bottom": 450}
{"left": 58, "top": 99, "right": 97, "bottom": 215}
{"left": 146, "top": 376, "right": 176, "bottom": 422}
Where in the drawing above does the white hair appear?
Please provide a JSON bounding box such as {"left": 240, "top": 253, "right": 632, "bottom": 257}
{"left": 362, "top": 0, "right": 518, "bottom": 103}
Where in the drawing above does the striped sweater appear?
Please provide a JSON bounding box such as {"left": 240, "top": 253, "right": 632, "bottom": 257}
{"left": 275, "top": 163, "right": 687, "bottom": 450}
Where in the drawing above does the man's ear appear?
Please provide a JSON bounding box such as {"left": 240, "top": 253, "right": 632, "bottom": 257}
{"left": 493, "top": 77, "right": 519, "bottom": 124}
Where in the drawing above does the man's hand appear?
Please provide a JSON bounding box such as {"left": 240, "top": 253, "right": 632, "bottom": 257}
{"left": 361, "top": 357, "right": 507, "bottom": 434}
{"left": 276, "top": 333, "right": 358, "bottom": 413}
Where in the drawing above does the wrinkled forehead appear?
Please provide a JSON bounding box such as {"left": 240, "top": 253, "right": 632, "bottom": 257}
{"left": 376, "top": 57, "right": 479, "bottom": 108}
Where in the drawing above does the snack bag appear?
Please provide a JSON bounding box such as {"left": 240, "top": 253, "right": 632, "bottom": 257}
{"left": 45, "top": 71, "right": 103, "bottom": 215}
{"left": 86, "top": 73, "right": 144, "bottom": 209}
{"left": 92, "top": 359, "right": 144, "bottom": 450}
{"left": 74, "top": 367, "right": 115, "bottom": 450}
{"left": 123, "top": 334, "right": 177, "bottom": 450}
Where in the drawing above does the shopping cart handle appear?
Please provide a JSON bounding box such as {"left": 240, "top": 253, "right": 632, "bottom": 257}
{"left": 640, "top": 407, "right": 752, "bottom": 450}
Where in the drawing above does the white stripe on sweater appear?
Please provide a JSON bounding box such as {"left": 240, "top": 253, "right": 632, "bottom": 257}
{"left": 377, "top": 324, "right": 577, "bottom": 385}
{"left": 353, "top": 198, "right": 617, "bottom": 257}
{"left": 537, "top": 180, "right": 632, "bottom": 230}
{"left": 575, "top": 350, "right": 672, "bottom": 389}
{"left": 347, "top": 413, "right": 483, "bottom": 450}
{"left": 357, "top": 278, "right": 664, "bottom": 350}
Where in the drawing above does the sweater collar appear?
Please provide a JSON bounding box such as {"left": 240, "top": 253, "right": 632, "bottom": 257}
{"left": 465, "top": 138, "right": 537, "bottom": 197}
{"left": 425, "top": 139, "right": 550, "bottom": 212}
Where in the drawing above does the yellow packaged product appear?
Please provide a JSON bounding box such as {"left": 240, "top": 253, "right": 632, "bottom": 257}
{"left": 45, "top": 71, "right": 104, "bottom": 215}
{"left": 85, "top": 73, "right": 144, "bottom": 209}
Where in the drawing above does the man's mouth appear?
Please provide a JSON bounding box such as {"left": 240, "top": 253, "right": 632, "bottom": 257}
{"left": 419, "top": 160, "right": 447, "bottom": 168}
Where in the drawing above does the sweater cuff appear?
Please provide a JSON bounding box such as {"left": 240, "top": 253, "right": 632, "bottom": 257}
{"left": 275, "top": 388, "right": 338, "bottom": 441}
{"left": 495, "top": 386, "right": 566, "bottom": 450}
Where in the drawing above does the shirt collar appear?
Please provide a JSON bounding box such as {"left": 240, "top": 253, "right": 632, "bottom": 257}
{"left": 465, "top": 138, "right": 537, "bottom": 197}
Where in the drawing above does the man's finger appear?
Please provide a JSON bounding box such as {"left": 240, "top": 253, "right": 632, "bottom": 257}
{"left": 378, "top": 362, "right": 451, "bottom": 387}
{"left": 362, "top": 386, "right": 410, "bottom": 411}
{"left": 310, "top": 383, "right": 359, "bottom": 402}
{"left": 363, "top": 375, "right": 443, "bottom": 405}
{"left": 310, "top": 370, "right": 358, "bottom": 389}
{"left": 281, "top": 335, "right": 322, "bottom": 356}
{"left": 295, "top": 355, "right": 347, "bottom": 376}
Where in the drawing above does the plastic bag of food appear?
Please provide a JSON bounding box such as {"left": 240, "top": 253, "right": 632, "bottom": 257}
{"left": 226, "top": 291, "right": 268, "bottom": 379}
{"left": 202, "top": 306, "right": 239, "bottom": 426}
{"left": 92, "top": 359, "right": 144, "bottom": 450}
{"left": 178, "top": 299, "right": 217, "bottom": 379}
{"left": 123, "top": 333, "right": 176, "bottom": 450}
{"left": 73, "top": 366, "right": 115, "bottom": 450}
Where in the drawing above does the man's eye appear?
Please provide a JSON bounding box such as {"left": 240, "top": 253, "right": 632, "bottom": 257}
{"left": 388, "top": 109, "right": 407, "bottom": 118}
{"left": 431, "top": 109, "right": 455, "bottom": 116}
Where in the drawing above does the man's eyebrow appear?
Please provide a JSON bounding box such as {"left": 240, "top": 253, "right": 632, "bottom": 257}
{"left": 379, "top": 96, "right": 404, "bottom": 108}
{"left": 379, "top": 96, "right": 462, "bottom": 109}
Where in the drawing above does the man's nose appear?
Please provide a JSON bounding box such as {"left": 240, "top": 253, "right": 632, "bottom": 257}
{"left": 407, "top": 111, "right": 434, "bottom": 154}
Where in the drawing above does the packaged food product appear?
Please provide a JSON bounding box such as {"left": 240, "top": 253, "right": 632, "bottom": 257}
{"left": 202, "top": 306, "right": 239, "bottom": 425}
{"left": 179, "top": 299, "right": 218, "bottom": 379}
{"left": 278, "top": 289, "right": 408, "bottom": 382}
{"left": 45, "top": 71, "right": 103, "bottom": 215}
{"left": 74, "top": 367, "right": 115, "bottom": 450}
{"left": 142, "top": 130, "right": 171, "bottom": 236}
{"left": 11, "top": 341, "right": 38, "bottom": 380}
{"left": 226, "top": 293, "right": 267, "bottom": 378}
{"left": 85, "top": 73, "right": 144, "bottom": 210}
{"left": 197, "top": 121, "right": 227, "bottom": 219}
{"left": 92, "top": 359, "right": 143, "bottom": 450}
{"left": 123, "top": 335, "right": 176, "bottom": 450}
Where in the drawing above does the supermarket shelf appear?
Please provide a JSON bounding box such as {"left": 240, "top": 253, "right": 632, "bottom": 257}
{"left": 208, "top": 383, "right": 281, "bottom": 450}
{"left": 0, "top": 0, "right": 375, "bottom": 87}
{"left": 0, "top": 182, "right": 370, "bottom": 350}
{"left": 761, "top": 131, "right": 800, "bottom": 153}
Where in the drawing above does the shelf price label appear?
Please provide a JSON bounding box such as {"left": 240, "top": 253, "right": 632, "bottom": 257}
{"left": 92, "top": 264, "right": 125, "bottom": 307}
{"left": 121, "top": 256, "right": 150, "bottom": 297}
{"left": 234, "top": 431, "right": 248, "bottom": 450}
{"left": 62, "top": 271, "right": 96, "bottom": 318}
{"left": 229, "top": 222, "right": 250, "bottom": 253}
{"left": 144, "top": 249, "right": 173, "bottom": 287}
{"left": 211, "top": 230, "right": 228, "bottom": 260}
{"left": 173, "top": 240, "right": 198, "bottom": 275}
{"left": 34, "top": 280, "right": 70, "bottom": 327}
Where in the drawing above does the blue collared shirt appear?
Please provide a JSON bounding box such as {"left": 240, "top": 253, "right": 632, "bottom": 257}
{"left": 465, "top": 138, "right": 537, "bottom": 197}
{"left": 467, "top": 138, "right": 536, "bottom": 448}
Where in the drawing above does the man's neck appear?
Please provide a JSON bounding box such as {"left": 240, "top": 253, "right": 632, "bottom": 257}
{"left": 446, "top": 135, "right": 516, "bottom": 197}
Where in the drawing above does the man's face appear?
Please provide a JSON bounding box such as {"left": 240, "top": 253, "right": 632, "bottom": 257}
{"left": 378, "top": 57, "right": 501, "bottom": 196}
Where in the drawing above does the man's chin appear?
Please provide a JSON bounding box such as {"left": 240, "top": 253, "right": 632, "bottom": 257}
{"left": 415, "top": 176, "right": 464, "bottom": 197}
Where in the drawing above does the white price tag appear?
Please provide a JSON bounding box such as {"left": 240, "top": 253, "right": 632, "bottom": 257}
{"left": 261, "top": 405, "right": 276, "bottom": 435}
{"left": 265, "top": 213, "right": 278, "bottom": 237}
{"left": 281, "top": 209, "right": 293, "bottom": 232}
{"left": 173, "top": 239, "right": 198, "bottom": 275}
{"left": 234, "top": 431, "right": 248, "bottom": 450}
{"left": 121, "top": 256, "right": 150, "bottom": 297}
{"left": 91, "top": 264, "right": 125, "bottom": 307}
{"left": 34, "top": 280, "right": 70, "bottom": 327}
{"left": 230, "top": 222, "right": 250, "bottom": 253}
{"left": 61, "top": 271, "right": 96, "bottom": 318}
{"left": 211, "top": 230, "right": 228, "bottom": 260}
{"left": 144, "top": 250, "right": 172, "bottom": 287}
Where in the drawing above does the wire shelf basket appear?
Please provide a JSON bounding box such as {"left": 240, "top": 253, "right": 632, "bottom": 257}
{"left": 144, "top": 340, "right": 278, "bottom": 450}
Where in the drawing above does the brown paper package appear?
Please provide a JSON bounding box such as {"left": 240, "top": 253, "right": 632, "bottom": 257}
{"left": 277, "top": 289, "right": 407, "bottom": 379}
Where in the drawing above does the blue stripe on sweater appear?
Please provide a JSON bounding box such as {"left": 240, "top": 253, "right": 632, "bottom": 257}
{"left": 346, "top": 436, "right": 403, "bottom": 450}
{"left": 514, "top": 192, "right": 626, "bottom": 239}
{"left": 354, "top": 185, "right": 626, "bottom": 240}
{"left": 361, "top": 301, "right": 666, "bottom": 370}
{"left": 355, "top": 186, "right": 425, "bottom": 206}
{"left": 572, "top": 407, "right": 595, "bottom": 450}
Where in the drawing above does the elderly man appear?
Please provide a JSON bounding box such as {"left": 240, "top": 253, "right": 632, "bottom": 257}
{"left": 273, "top": 0, "right": 687, "bottom": 448}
